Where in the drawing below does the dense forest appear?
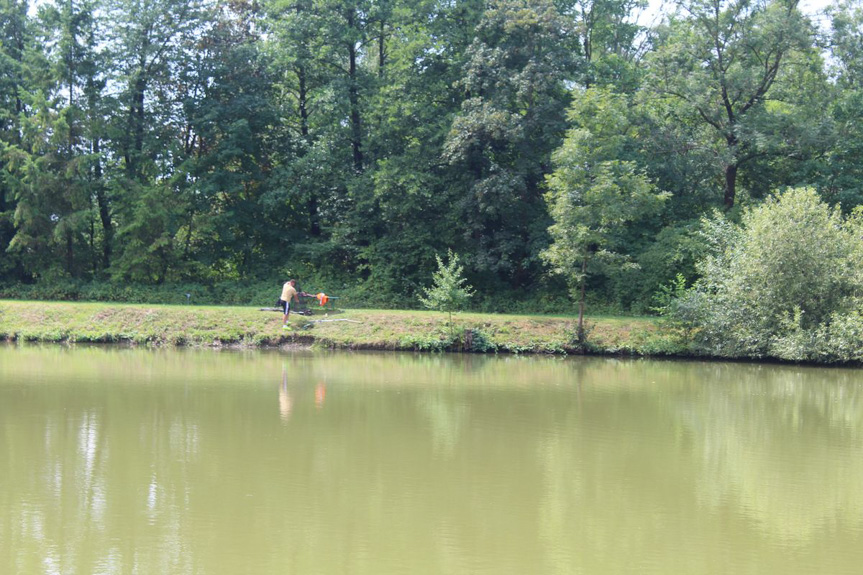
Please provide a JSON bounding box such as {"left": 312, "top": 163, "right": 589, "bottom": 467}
{"left": 1, "top": 0, "right": 862, "bottom": 312}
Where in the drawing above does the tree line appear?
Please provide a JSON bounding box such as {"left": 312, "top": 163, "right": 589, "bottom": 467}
{"left": 1, "top": 0, "right": 862, "bottom": 312}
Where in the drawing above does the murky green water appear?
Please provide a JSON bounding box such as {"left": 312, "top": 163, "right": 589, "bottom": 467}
{"left": 2, "top": 345, "right": 863, "bottom": 574}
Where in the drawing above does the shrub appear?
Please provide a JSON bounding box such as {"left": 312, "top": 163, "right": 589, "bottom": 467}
{"left": 460, "top": 327, "right": 496, "bottom": 353}
{"left": 673, "top": 188, "right": 863, "bottom": 361}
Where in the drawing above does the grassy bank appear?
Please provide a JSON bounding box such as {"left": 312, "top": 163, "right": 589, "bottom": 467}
{"left": 0, "top": 300, "right": 682, "bottom": 355}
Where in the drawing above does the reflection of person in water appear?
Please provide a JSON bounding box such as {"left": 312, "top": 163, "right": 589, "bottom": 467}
{"left": 279, "top": 369, "right": 293, "bottom": 421}
{"left": 279, "top": 367, "right": 326, "bottom": 417}
{"left": 315, "top": 382, "right": 326, "bottom": 408}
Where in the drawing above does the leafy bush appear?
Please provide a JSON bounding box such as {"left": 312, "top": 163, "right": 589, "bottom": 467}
{"left": 398, "top": 331, "right": 452, "bottom": 352}
{"left": 460, "top": 327, "right": 497, "bottom": 353}
{"left": 630, "top": 221, "right": 707, "bottom": 312}
{"left": 672, "top": 188, "right": 863, "bottom": 361}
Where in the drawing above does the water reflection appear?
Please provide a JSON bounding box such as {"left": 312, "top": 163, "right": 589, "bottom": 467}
{"left": 1, "top": 346, "right": 863, "bottom": 574}
{"left": 315, "top": 382, "right": 326, "bottom": 408}
{"left": 278, "top": 363, "right": 328, "bottom": 422}
{"left": 279, "top": 368, "right": 292, "bottom": 422}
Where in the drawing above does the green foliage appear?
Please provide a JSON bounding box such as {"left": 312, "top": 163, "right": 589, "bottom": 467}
{"left": 441, "top": 0, "right": 576, "bottom": 282}
{"left": 397, "top": 331, "right": 451, "bottom": 352}
{"left": 418, "top": 250, "right": 475, "bottom": 337}
{"left": 606, "top": 221, "right": 708, "bottom": 313}
{"left": 651, "top": 273, "right": 688, "bottom": 316}
{"left": 0, "top": 280, "right": 274, "bottom": 306}
{"left": 543, "top": 87, "right": 669, "bottom": 342}
{"left": 563, "top": 319, "right": 593, "bottom": 348}
{"left": 398, "top": 325, "right": 497, "bottom": 353}
{"left": 645, "top": 0, "right": 812, "bottom": 208}
{"left": 674, "top": 187, "right": 863, "bottom": 361}
{"left": 458, "top": 327, "right": 496, "bottom": 353}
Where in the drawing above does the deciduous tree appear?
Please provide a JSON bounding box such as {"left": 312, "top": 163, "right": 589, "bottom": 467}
{"left": 543, "top": 88, "right": 669, "bottom": 342}
{"left": 647, "top": 0, "right": 811, "bottom": 208}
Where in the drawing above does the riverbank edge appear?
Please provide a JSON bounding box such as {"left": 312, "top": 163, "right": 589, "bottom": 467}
{"left": 0, "top": 300, "right": 689, "bottom": 357}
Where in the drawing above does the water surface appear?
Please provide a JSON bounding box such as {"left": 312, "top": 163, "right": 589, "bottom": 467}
{"left": 1, "top": 345, "right": 862, "bottom": 574}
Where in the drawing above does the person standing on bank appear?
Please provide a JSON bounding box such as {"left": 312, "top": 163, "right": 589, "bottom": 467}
{"left": 280, "top": 279, "right": 300, "bottom": 328}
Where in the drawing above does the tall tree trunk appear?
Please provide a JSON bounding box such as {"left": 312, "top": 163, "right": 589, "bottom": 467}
{"left": 93, "top": 136, "right": 112, "bottom": 271}
{"left": 184, "top": 208, "right": 194, "bottom": 259}
{"left": 86, "top": 60, "right": 111, "bottom": 272}
{"left": 298, "top": 65, "right": 310, "bottom": 139}
{"left": 89, "top": 217, "right": 97, "bottom": 276}
{"left": 68, "top": 0, "right": 75, "bottom": 122}
{"left": 308, "top": 193, "right": 320, "bottom": 237}
{"left": 295, "top": 64, "right": 320, "bottom": 236}
{"left": 378, "top": 19, "right": 385, "bottom": 78}
{"left": 724, "top": 162, "right": 738, "bottom": 210}
{"left": 131, "top": 75, "right": 146, "bottom": 177}
{"left": 125, "top": 45, "right": 148, "bottom": 180}
{"left": 295, "top": 0, "right": 310, "bottom": 139}
{"left": 13, "top": 24, "right": 24, "bottom": 146}
{"left": 66, "top": 230, "right": 74, "bottom": 276}
{"left": 347, "top": 10, "right": 363, "bottom": 173}
{"left": 722, "top": 128, "right": 739, "bottom": 209}
{"left": 577, "top": 255, "right": 587, "bottom": 346}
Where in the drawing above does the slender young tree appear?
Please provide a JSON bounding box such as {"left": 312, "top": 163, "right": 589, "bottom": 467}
{"left": 419, "top": 249, "right": 475, "bottom": 340}
{"left": 543, "top": 88, "right": 669, "bottom": 342}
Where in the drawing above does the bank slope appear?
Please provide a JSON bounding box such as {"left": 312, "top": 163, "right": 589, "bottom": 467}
{"left": 0, "top": 301, "right": 677, "bottom": 355}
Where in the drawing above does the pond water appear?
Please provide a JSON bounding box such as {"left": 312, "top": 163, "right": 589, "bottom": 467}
{"left": 1, "top": 345, "right": 863, "bottom": 574}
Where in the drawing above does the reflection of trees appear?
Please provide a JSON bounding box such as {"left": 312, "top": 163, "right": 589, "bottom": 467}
{"left": 417, "top": 392, "right": 469, "bottom": 456}
{"left": 676, "top": 365, "right": 863, "bottom": 542}
{"left": 2, "top": 346, "right": 863, "bottom": 574}
{"left": 529, "top": 362, "right": 863, "bottom": 572}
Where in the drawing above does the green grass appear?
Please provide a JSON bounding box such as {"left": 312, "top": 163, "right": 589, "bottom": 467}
{"left": 0, "top": 300, "right": 686, "bottom": 356}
